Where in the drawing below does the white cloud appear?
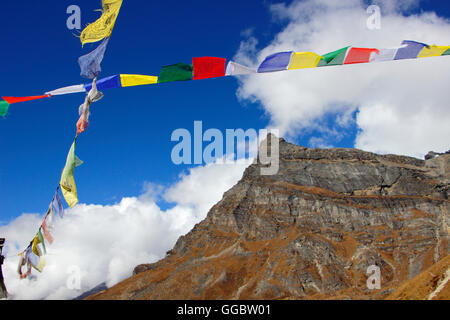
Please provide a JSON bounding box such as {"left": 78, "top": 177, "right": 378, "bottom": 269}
{"left": 0, "top": 159, "right": 248, "bottom": 300}
{"left": 235, "top": 0, "right": 450, "bottom": 158}
{"left": 308, "top": 136, "right": 333, "bottom": 149}
{"left": 164, "top": 159, "right": 250, "bottom": 220}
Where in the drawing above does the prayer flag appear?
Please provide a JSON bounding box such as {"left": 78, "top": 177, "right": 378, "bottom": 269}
{"left": 288, "top": 52, "right": 323, "bottom": 70}
{"left": 37, "top": 229, "right": 46, "bottom": 255}
{"left": 0, "top": 100, "right": 10, "bottom": 117}
{"left": 344, "top": 47, "right": 379, "bottom": 64}
{"left": 418, "top": 45, "right": 450, "bottom": 58}
{"left": 76, "top": 111, "right": 89, "bottom": 135}
{"left": 27, "top": 241, "right": 45, "bottom": 273}
{"left": 120, "top": 74, "right": 158, "bottom": 87}
{"left": 394, "top": 40, "right": 428, "bottom": 60}
{"left": 80, "top": 0, "right": 123, "bottom": 46}
{"left": 1, "top": 95, "right": 50, "bottom": 104}
{"left": 31, "top": 235, "right": 42, "bottom": 257}
{"left": 60, "top": 140, "right": 83, "bottom": 208}
{"left": 257, "top": 52, "right": 293, "bottom": 73}
{"left": 84, "top": 74, "right": 121, "bottom": 91}
{"left": 41, "top": 215, "right": 54, "bottom": 244}
{"left": 317, "top": 47, "right": 350, "bottom": 66}
{"left": 158, "top": 63, "right": 193, "bottom": 83}
{"left": 192, "top": 57, "right": 226, "bottom": 80}
{"left": 52, "top": 191, "right": 64, "bottom": 218}
{"left": 46, "top": 85, "right": 86, "bottom": 96}
{"left": 78, "top": 37, "right": 110, "bottom": 79}
{"left": 370, "top": 47, "right": 400, "bottom": 62}
{"left": 225, "top": 61, "right": 256, "bottom": 76}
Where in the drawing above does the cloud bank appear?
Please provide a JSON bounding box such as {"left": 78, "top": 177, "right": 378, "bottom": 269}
{"left": 235, "top": 0, "right": 450, "bottom": 158}
{"left": 0, "top": 159, "right": 249, "bottom": 300}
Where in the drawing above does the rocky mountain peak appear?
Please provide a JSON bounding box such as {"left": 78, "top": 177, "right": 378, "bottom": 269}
{"left": 88, "top": 138, "right": 449, "bottom": 300}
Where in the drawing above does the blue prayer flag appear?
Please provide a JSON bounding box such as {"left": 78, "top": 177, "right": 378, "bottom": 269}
{"left": 78, "top": 37, "right": 110, "bottom": 79}
{"left": 257, "top": 51, "right": 293, "bottom": 73}
{"left": 52, "top": 190, "right": 64, "bottom": 218}
{"left": 394, "top": 40, "right": 429, "bottom": 60}
{"left": 84, "top": 75, "right": 121, "bottom": 92}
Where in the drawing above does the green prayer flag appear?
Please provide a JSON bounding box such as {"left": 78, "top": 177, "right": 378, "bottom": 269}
{"left": 37, "top": 229, "right": 46, "bottom": 255}
{"left": 318, "top": 47, "right": 350, "bottom": 66}
{"left": 0, "top": 100, "right": 10, "bottom": 117}
{"left": 60, "top": 139, "right": 83, "bottom": 208}
{"left": 442, "top": 48, "right": 450, "bottom": 56}
{"left": 158, "top": 63, "right": 193, "bottom": 83}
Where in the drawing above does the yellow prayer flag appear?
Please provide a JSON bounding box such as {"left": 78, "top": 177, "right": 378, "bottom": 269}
{"left": 35, "top": 256, "right": 46, "bottom": 273}
{"left": 30, "top": 235, "right": 45, "bottom": 272}
{"left": 120, "top": 74, "right": 158, "bottom": 87}
{"left": 418, "top": 45, "right": 450, "bottom": 58}
{"left": 61, "top": 175, "right": 78, "bottom": 208}
{"left": 288, "top": 52, "right": 323, "bottom": 70}
{"left": 31, "top": 235, "right": 41, "bottom": 256}
{"left": 80, "top": 0, "right": 123, "bottom": 46}
{"left": 60, "top": 140, "right": 83, "bottom": 208}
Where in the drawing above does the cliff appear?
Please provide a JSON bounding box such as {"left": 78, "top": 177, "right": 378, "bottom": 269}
{"left": 89, "top": 137, "right": 449, "bottom": 300}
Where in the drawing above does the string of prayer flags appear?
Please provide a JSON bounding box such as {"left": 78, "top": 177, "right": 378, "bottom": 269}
{"left": 17, "top": 186, "right": 63, "bottom": 279}
{"left": 11, "top": 1, "right": 104, "bottom": 282}
{"left": 3, "top": 40, "right": 450, "bottom": 111}
{"left": 46, "top": 74, "right": 158, "bottom": 97}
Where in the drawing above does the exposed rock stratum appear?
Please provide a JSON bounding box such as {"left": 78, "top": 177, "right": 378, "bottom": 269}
{"left": 89, "top": 136, "right": 449, "bottom": 300}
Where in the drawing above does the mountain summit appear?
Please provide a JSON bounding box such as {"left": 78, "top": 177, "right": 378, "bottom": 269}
{"left": 89, "top": 137, "right": 449, "bottom": 300}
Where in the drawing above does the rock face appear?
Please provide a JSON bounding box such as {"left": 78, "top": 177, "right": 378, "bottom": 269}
{"left": 89, "top": 137, "right": 449, "bottom": 300}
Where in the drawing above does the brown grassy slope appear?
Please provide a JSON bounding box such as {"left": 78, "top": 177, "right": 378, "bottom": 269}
{"left": 387, "top": 255, "right": 450, "bottom": 300}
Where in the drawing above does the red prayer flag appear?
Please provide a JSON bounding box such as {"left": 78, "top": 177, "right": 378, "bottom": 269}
{"left": 41, "top": 218, "right": 54, "bottom": 244}
{"left": 1, "top": 95, "right": 51, "bottom": 104}
{"left": 192, "top": 57, "right": 226, "bottom": 80}
{"left": 76, "top": 112, "right": 89, "bottom": 135}
{"left": 344, "top": 48, "right": 380, "bottom": 65}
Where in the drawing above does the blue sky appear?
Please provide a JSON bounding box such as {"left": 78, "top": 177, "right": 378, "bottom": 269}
{"left": 1, "top": 0, "right": 450, "bottom": 223}
{"left": 0, "top": 0, "right": 272, "bottom": 222}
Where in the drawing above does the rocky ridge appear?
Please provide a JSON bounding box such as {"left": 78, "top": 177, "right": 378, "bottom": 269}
{"left": 89, "top": 137, "right": 449, "bottom": 300}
